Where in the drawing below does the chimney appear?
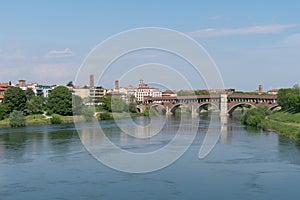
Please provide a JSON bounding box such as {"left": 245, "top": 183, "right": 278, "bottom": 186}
{"left": 90, "top": 74, "right": 94, "bottom": 88}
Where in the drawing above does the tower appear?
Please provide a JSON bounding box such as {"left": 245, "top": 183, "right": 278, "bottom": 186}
{"left": 115, "top": 80, "right": 119, "bottom": 91}
{"left": 90, "top": 74, "right": 94, "bottom": 88}
{"left": 258, "top": 85, "right": 263, "bottom": 95}
{"left": 139, "top": 79, "right": 144, "bottom": 88}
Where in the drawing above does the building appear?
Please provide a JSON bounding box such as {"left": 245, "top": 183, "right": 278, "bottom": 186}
{"left": 74, "top": 88, "right": 90, "bottom": 99}
{"left": 109, "top": 91, "right": 127, "bottom": 101}
{"left": 33, "top": 85, "right": 52, "bottom": 98}
{"left": 162, "top": 90, "right": 177, "bottom": 97}
{"left": 136, "top": 80, "right": 162, "bottom": 102}
{"left": 267, "top": 89, "right": 279, "bottom": 95}
{"left": 112, "top": 79, "right": 162, "bottom": 102}
{"left": 0, "top": 83, "right": 13, "bottom": 103}
{"left": 89, "top": 86, "right": 107, "bottom": 104}
{"left": 16, "top": 79, "right": 27, "bottom": 90}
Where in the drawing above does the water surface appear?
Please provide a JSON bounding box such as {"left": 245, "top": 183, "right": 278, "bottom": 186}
{"left": 1, "top": 115, "right": 300, "bottom": 200}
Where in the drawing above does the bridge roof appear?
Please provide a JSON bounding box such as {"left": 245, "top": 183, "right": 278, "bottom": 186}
{"left": 144, "top": 94, "right": 277, "bottom": 102}
{"left": 228, "top": 94, "right": 277, "bottom": 99}
{"left": 144, "top": 95, "right": 220, "bottom": 101}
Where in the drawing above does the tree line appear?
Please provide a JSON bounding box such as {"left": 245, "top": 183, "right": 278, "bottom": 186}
{"left": 277, "top": 84, "right": 300, "bottom": 112}
{"left": 241, "top": 84, "right": 300, "bottom": 129}
{"left": 0, "top": 85, "right": 139, "bottom": 127}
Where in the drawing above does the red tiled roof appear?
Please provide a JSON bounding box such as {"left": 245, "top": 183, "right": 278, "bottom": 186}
{"left": 0, "top": 94, "right": 4, "bottom": 99}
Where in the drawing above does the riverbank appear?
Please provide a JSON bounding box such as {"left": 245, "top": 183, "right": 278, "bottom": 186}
{"left": 0, "top": 112, "right": 147, "bottom": 128}
{"left": 266, "top": 111, "right": 300, "bottom": 141}
{"left": 0, "top": 114, "right": 77, "bottom": 128}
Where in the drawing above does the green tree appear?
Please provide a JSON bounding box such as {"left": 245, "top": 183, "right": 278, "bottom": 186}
{"left": 129, "top": 94, "right": 136, "bottom": 103}
{"left": 241, "top": 106, "right": 270, "bottom": 128}
{"left": 0, "top": 104, "right": 8, "bottom": 120}
{"left": 111, "top": 96, "right": 127, "bottom": 112}
{"left": 3, "top": 87, "right": 27, "bottom": 113}
{"left": 278, "top": 85, "right": 300, "bottom": 111}
{"left": 66, "top": 81, "right": 74, "bottom": 87}
{"left": 50, "top": 115, "right": 62, "bottom": 124}
{"left": 82, "top": 106, "right": 95, "bottom": 121}
{"left": 100, "top": 94, "right": 111, "bottom": 111}
{"left": 26, "top": 96, "right": 43, "bottom": 114}
{"left": 194, "top": 90, "right": 209, "bottom": 95}
{"left": 47, "top": 86, "right": 72, "bottom": 116}
{"left": 128, "top": 102, "right": 137, "bottom": 113}
{"left": 177, "top": 90, "right": 195, "bottom": 96}
{"left": 9, "top": 110, "right": 26, "bottom": 127}
{"left": 72, "top": 95, "right": 83, "bottom": 115}
{"left": 101, "top": 94, "right": 127, "bottom": 112}
{"left": 25, "top": 88, "right": 35, "bottom": 101}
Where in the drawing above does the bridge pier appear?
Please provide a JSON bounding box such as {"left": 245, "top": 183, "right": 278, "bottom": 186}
{"left": 191, "top": 104, "right": 199, "bottom": 118}
{"left": 166, "top": 106, "right": 173, "bottom": 116}
{"left": 220, "top": 94, "right": 229, "bottom": 116}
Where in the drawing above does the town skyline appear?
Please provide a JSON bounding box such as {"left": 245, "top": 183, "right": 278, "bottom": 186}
{"left": 1, "top": 1, "right": 300, "bottom": 91}
{"left": 0, "top": 77, "right": 280, "bottom": 93}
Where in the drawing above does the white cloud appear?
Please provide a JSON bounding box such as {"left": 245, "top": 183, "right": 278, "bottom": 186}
{"left": 29, "top": 63, "right": 77, "bottom": 84}
{"left": 45, "top": 48, "right": 74, "bottom": 58}
{"left": 188, "top": 24, "right": 298, "bottom": 38}
{"left": 282, "top": 33, "right": 300, "bottom": 46}
{"left": 0, "top": 49, "right": 26, "bottom": 60}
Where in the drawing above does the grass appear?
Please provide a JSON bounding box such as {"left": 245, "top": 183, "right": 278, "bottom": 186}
{"left": 0, "top": 111, "right": 147, "bottom": 128}
{"left": 96, "top": 112, "right": 145, "bottom": 120}
{"left": 0, "top": 114, "right": 82, "bottom": 128}
{"left": 268, "top": 111, "right": 300, "bottom": 124}
{"left": 0, "top": 118, "right": 10, "bottom": 128}
{"left": 265, "top": 111, "right": 300, "bottom": 141}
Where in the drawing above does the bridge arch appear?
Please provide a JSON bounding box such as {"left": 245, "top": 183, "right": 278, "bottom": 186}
{"left": 136, "top": 105, "right": 145, "bottom": 113}
{"left": 228, "top": 102, "right": 256, "bottom": 115}
{"left": 170, "top": 103, "right": 190, "bottom": 115}
{"left": 149, "top": 104, "right": 166, "bottom": 115}
{"left": 193, "top": 102, "right": 219, "bottom": 113}
{"left": 268, "top": 104, "right": 280, "bottom": 111}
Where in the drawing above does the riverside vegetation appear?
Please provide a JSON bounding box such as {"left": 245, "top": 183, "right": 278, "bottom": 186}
{"left": 241, "top": 84, "right": 300, "bottom": 141}
{"left": 0, "top": 85, "right": 149, "bottom": 128}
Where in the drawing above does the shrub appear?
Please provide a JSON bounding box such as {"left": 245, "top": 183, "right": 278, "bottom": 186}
{"left": 46, "top": 110, "right": 53, "bottom": 116}
{"left": 50, "top": 115, "right": 62, "bottom": 124}
{"left": 82, "top": 107, "right": 95, "bottom": 121}
{"left": 97, "top": 112, "right": 112, "bottom": 120}
{"left": 9, "top": 110, "right": 26, "bottom": 127}
{"left": 241, "top": 106, "right": 270, "bottom": 128}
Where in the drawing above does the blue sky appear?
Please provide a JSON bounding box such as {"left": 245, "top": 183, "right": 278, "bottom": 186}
{"left": 0, "top": 1, "right": 300, "bottom": 91}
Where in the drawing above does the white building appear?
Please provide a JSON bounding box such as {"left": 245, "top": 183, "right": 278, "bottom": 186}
{"left": 33, "top": 85, "right": 52, "bottom": 98}
{"left": 135, "top": 80, "right": 162, "bottom": 102}
{"left": 114, "top": 80, "right": 162, "bottom": 102}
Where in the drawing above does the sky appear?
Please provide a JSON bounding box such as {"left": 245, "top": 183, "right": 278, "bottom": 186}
{"left": 0, "top": 0, "right": 300, "bottom": 91}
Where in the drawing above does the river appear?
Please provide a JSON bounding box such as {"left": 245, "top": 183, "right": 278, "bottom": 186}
{"left": 1, "top": 114, "right": 300, "bottom": 200}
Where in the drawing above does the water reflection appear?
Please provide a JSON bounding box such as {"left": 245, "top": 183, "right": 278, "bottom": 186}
{"left": 1, "top": 116, "right": 300, "bottom": 199}
{"left": 277, "top": 135, "right": 300, "bottom": 165}
{"left": 0, "top": 126, "right": 79, "bottom": 164}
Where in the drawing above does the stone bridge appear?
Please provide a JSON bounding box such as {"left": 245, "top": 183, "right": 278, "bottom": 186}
{"left": 136, "top": 94, "right": 279, "bottom": 116}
